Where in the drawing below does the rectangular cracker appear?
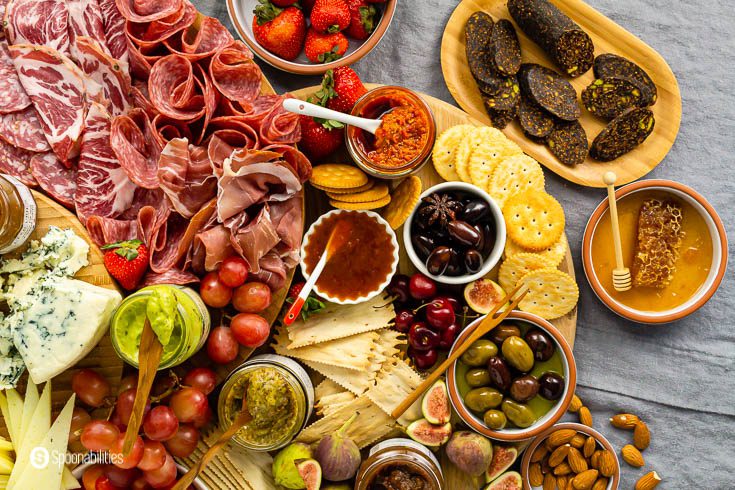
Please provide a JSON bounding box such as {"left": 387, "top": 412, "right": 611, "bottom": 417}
{"left": 273, "top": 326, "right": 381, "bottom": 371}
{"left": 303, "top": 359, "right": 378, "bottom": 396}
{"left": 315, "top": 378, "right": 346, "bottom": 400}
{"left": 316, "top": 391, "right": 357, "bottom": 417}
{"left": 366, "top": 358, "right": 424, "bottom": 426}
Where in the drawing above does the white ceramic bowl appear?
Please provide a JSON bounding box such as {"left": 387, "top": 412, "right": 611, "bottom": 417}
{"left": 403, "top": 181, "right": 506, "bottom": 285}
{"left": 300, "top": 209, "right": 399, "bottom": 305}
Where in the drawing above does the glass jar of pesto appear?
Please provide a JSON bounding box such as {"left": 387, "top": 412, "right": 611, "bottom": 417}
{"left": 218, "top": 354, "right": 314, "bottom": 452}
{"left": 110, "top": 285, "right": 210, "bottom": 369}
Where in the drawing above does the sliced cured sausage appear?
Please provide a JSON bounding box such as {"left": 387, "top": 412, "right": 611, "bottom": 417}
{"left": 152, "top": 113, "right": 192, "bottom": 147}
{"left": 158, "top": 138, "right": 217, "bottom": 218}
{"left": 265, "top": 144, "right": 312, "bottom": 183}
{"left": 110, "top": 108, "right": 162, "bottom": 188}
{"left": 207, "top": 128, "right": 258, "bottom": 175}
{"left": 74, "top": 36, "right": 132, "bottom": 116}
{"left": 99, "top": 0, "right": 129, "bottom": 61}
{"left": 164, "top": 14, "right": 233, "bottom": 61}
{"left": 0, "top": 41, "right": 31, "bottom": 114}
{"left": 115, "top": 0, "right": 183, "bottom": 23}
{"left": 67, "top": 0, "right": 109, "bottom": 57}
{"left": 85, "top": 215, "right": 137, "bottom": 245}
{"left": 0, "top": 107, "right": 50, "bottom": 152}
{"left": 141, "top": 268, "right": 199, "bottom": 286}
{"left": 259, "top": 95, "right": 301, "bottom": 145}
{"left": 30, "top": 153, "right": 77, "bottom": 208}
{"left": 125, "top": 0, "right": 197, "bottom": 48}
{"left": 209, "top": 40, "right": 260, "bottom": 103}
{"left": 148, "top": 54, "right": 207, "bottom": 121}
{"left": 0, "top": 138, "right": 37, "bottom": 186}
{"left": 4, "top": 0, "right": 71, "bottom": 55}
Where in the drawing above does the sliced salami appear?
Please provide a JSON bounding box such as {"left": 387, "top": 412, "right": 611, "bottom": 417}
{"left": 264, "top": 144, "right": 312, "bottom": 183}
{"left": 0, "top": 41, "right": 31, "bottom": 114}
{"left": 85, "top": 215, "right": 137, "bottom": 246}
{"left": 259, "top": 95, "right": 301, "bottom": 145}
{"left": 10, "top": 45, "right": 88, "bottom": 165}
{"left": 164, "top": 14, "right": 233, "bottom": 61}
{"left": 74, "top": 36, "right": 132, "bottom": 116}
{"left": 158, "top": 138, "right": 217, "bottom": 218}
{"left": 0, "top": 138, "right": 37, "bottom": 186}
{"left": 125, "top": 0, "right": 197, "bottom": 48}
{"left": 0, "top": 107, "right": 51, "bottom": 152}
{"left": 4, "top": 0, "right": 71, "bottom": 55}
{"left": 67, "top": 0, "right": 109, "bottom": 56}
{"left": 152, "top": 113, "right": 192, "bottom": 147}
{"left": 209, "top": 40, "right": 260, "bottom": 103}
{"left": 217, "top": 95, "right": 281, "bottom": 125}
{"left": 98, "top": 0, "right": 129, "bottom": 61}
{"left": 207, "top": 128, "right": 258, "bottom": 175}
{"left": 126, "top": 38, "right": 167, "bottom": 80}
{"left": 114, "top": 0, "right": 183, "bottom": 23}
{"left": 29, "top": 152, "right": 77, "bottom": 208}
{"left": 110, "top": 108, "right": 162, "bottom": 188}
{"left": 141, "top": 268, "right": 199, "bottom": 286}
{"left": 148, "top": 54, "right": 206, "bottom": 121}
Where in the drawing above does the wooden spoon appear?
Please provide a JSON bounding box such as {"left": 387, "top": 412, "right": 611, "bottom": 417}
{"left": 282, "top": 98, "right": 385, "bottom": 134}
{"left": 603, "top": 171, "right": 632, "bottom": 292}
{"left": 284, "top": 218, "right": 353, "bottom": 325}
{"left": 172, "top": 390, "right": 253, "bottom": 490}
{"left": 122, "top": 318, "right": 163, "bottom": 455}
{"left": 391, "top": 283, "right": 530, "bottom": 420}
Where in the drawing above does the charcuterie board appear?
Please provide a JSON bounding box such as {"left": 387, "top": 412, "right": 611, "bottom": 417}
{"left": 440, "top": 0, "right": 682, "bottom": 188}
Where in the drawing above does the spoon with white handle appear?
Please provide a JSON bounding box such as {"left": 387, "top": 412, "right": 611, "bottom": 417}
{"left": 283, "top": 98, "right": 383, "bottom": 134}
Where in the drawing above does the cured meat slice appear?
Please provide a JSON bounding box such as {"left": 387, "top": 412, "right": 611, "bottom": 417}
{"left": 150, "top": 198, "right": 215, "bottom": 273}
{"left": 217, "top": 95, "right": 280, "bottom": 123}
{"left": 0, "top": 138, "right": 37, "bottom": 186}
{"left": 132, "top": 79, "right": 157, "bottom": 115}
{"left": 115, "top": 0, "right": 183, "bottom": 23}
{"left": 98, "top": 0, "right": 128, "bottom": 61}
{"left": 265, "top": 144, "right": 312, "bottom": 183}
{"left": 229, "top": 206, "right": 280, "bottom": 272}
{"left": 164, "top": 14, "right": 233, "bottom": 61}
{"left": 0, "top": 107, "right": 51, "bottom": 152}
{"left": 74, "top": 37, "right": 132, "bottom": 116}
{"left": 270, "top": 193, "right": 303, "bottom": 253}
{"left": 207, "top": 128, "right": 258, "bottom": 175}
{"left": 259, "top": 95, "right": 301, "bottom": 145}
{"left": 250, "top": 250, "right": 287, "bottom": 291}
{"left": 0, "top": 41, "right": 31, "bottom": 114}
{"left": 209, "top": 40, "right": 260, "bottom": 103}
{"left": 86, "top": 215, "right": 137, "bottom": 245}
{"left": 141, "top": 268, "right": 199, "bottom": 286}
{"left": 10, "top": 45, "right": 88, "bottom": 164}
{"left": 152, "top": 113, "right": 192, "bottom": 147}
{"left": 29, "top": 153, "right": 76, "bottom": 208}
{"left": 75, "top": 103, "right": 137, "bottom": 224}
{"left": 148, "top": 54, "right": 208, "bottom": 121}
{"left": 157, "top": 138, "right": 217, "bottom": 218}
{"left": 67, "top": 0, "right": 109, "bottom": 56}
{"left": 125, "top": 0, "right": 197, "bottom": 48}
{"left": 192, "top": 224, "right": 232, "bottom": 272}
{"left": 4, "top": 0, "right": 71, "bottom": 55}
{"left": 110, "top": 108, "right": 162, "bottom": 188}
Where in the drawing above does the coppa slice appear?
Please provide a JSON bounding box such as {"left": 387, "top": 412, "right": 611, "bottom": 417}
{"left": 590, "top": 108, "right": 655, "bottom": 161}
{"left": 3, "top": 0, "right": 71, "bottom": 55}
{"left": 519, "top": 63, "right": 580, "bottom": 121}
{"left": 594, "top": 53, "right": 657, "bottom": 106}
{"left": 74, "top": 36, "right": 131, "bottom": 116}
{"left": 546, "top": 120, "right": 588, "bottom": 166}
{"left": 582, "top": 78, "right": 642, "bottom": 119}
{"left": 0, "top": 41, "right": 31, "bottom": 114}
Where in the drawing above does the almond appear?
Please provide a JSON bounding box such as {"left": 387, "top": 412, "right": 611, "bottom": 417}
{"left": 590, "top": 449, "right": 603, "bottom": 470}
{"left": 578, "top": 406, "right": 593, "bottom": 426}
{"left": 635, "top": 471, "right": 662, "bottom": 490}
{"left": 591, "top": 477, "right": 609, "bottom": 490}
{"left": 570, "top": 433, "right": 586, "bottom": 448}
{"left": 556, "top": 475, "right": 569, "bottom": 490}
{"left": 532, "top": 444, "right": 550, "bottom": 463}
{"left": 549, "top": 429, "right": 577, "bottom": 447}
{"left": 622, "top": 444, "right": 645, "bottom": 468}
{"left": 544, "top": 472, "right": 557, "bottom": 490}
{"left": 583, "top": 435, "right": 597, "bottom": 458}
{"left": 571, "top": 469, "right": 599, "bottom": 490}
{"left": 569, "top": 394, "right": 583, "bottom": 413}
{"left": 553, "top": 462, "right": 573, "bottom": 476}
{"left": 610, "top": 413, "right": 639, "bottom": 429}
{"left": 530, "top": 462, "right": 545, "bottom": 486}
{"left": 633, "top": 421, "right": 651, "bottom": 450}
{"left": 568, "top": 447, "right": 589, "bottom": 473}
{"left": 598, "top": 450, "right": 616, "bottom": 477}
{"left": 548, "top": 444, "right": 571, "bottom": 467}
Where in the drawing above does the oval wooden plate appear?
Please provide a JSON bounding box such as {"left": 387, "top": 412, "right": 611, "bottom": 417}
{"left": 441, "top": 0, "right": 682, "bottom": 188}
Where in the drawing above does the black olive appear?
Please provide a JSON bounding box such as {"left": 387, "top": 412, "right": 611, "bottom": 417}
{"left": 480, "top": 222, "right": 496, "bottom": 256}
{"left": 426, "top": 246, "right": 452, "bottom": 275}
{"left": 464, "top": 249, "right": 483, "bottom": 273}
{"left": 447, "top": 220, "right": 482, "bottom": 248}
{"left": 460, "top": 199, "right": 491, "bottom": 223}
{"left": 524, "top": 329, "right": 556, "bottom": 361}
{"left": 538, "top": 372, "right": 565, "bottom": 401}
{"left": 444, "top": 248, "right": 463, "bottom": 276}
{"left": 412, "top": 234, "right": 435, "bottom": 259}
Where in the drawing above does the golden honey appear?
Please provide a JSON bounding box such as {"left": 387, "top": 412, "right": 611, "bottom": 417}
{"left": 0, "top": 174, "right": 37, "bottom": 254}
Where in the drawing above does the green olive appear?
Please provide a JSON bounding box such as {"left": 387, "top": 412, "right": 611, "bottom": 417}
{"left": 483, "top": 409, "right": 507, "bottom": 430}
{"left": 501, "top": 336, "right": 535, "bottom": 372}
{"left": 460, "top": 339, "right": 498, "bottom": 367}
{"left": 464, "top": 387, "right": 503, "bottom": 412}
{"left": 465, "top": 369, "right": 492, "bottom": 388}
{"left": 501, "top": 399, "right": 537, "bottom": 428}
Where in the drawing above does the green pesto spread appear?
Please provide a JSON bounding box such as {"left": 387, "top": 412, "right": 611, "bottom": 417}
{"left": 147, "top": 287, "right": 176, "bottom": 346}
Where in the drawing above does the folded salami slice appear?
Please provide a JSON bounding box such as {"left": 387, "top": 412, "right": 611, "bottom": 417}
{"left": 141, "top": 268, "right": 199, "bottom": 286}
{"left": 148, "top": 54, "right": 207, "bottom": 121}
{"left": 218, "top": 95, "right": 281, "bottom": 125}
{"left": 164, "top": 14, "right": 233, "bottom": 61}
{"left": 4, "top": 0, "right": 71, "bottom": 55}
{"left": 110, "top": 108, "right": 162, "bottom": 188}
{"left": 158, "top": 139, "right": 217, "bottom": 218}
{"left": 99, "top": 0, "right": 129, "bottom": 61}
{"left": 0, "top": 107, "right": 51, "bottom": 152}
{"left": 0, "top": 138, "right": 37, "bottom": 186}
{"left": 207, "top": 128, "right": 259, "bottom": 175}
{"left": 125, "top": 0, "right": 197, "bottom": 48}
{"left": 30, "top": 153, "right": 77, "bottom": 208}
{"left": 259, "top": 96, "right": 301, "bottom": 145}
{"left": 0, "top": 41, "right": 31, "bottom": 114}
{"left": 67, "top": 0, "right": 109, "bottom": 56}
{"left": 86, "top": 215, "right": 137, "bottom": 245}
{"left": 264, "top": 144, "right": 312, "bottom": 183}
{"left": 115, "top": 0, "right": 183, "bottom": 23}
{"left": 209, "top": 40, "right": 260, "bottom": 103}
{"left": 75, "top": 37, "right": 132, "bottom": 116}
{"left": 152, "top": 113, "right": 192, "bottom": 147}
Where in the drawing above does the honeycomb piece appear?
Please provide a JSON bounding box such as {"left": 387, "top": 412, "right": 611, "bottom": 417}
{"left": 632, "top": 199, "right": 684, "bottom": 288}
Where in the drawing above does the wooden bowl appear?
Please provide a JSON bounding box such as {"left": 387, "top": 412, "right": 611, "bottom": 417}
{"left": 227, "top": 0, "right": 397, "bottom": 75}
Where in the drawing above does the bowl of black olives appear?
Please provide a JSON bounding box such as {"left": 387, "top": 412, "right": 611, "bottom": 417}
{"left": 446, "top": 311, "right": 577, "bottom": 441}
{"left": 403, "top": 182, "right": 506, "bottom": 285}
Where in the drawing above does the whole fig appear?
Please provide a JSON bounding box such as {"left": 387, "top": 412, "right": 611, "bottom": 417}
{"left": 314, "top": 413, "right": 361, "bottom": 481}
{"left": 445, "top": 431, "right": 493, "bottom": 476}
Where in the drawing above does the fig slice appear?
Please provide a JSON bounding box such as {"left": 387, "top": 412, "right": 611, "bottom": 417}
{"left": 421, "top": 379, "right": 451, "bottom": 425}
{"left": 295, "top": 459, "right": 322, "bottom": 490}
{"left": 485, "top": 445, "right": 519, "bottom": 483}
{"left": 406, "top": 418, "right": 452, "bottom": 447}
{"left": 484, "top": 470, "right": 522, "bottom": 489}
{"left": 464, "top": 279, "right": 507, "bottom": 314}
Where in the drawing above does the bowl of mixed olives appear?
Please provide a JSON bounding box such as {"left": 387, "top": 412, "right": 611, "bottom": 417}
{"left": 446, "top": 311, "right": 577, "bottom": 441}
{"left": 403, "top": 182, "right": 506, "bottom": 285}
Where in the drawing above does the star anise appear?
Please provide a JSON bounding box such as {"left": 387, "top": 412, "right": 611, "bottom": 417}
{"left": 419, "top": 193, "right": 461, "bottom": 227}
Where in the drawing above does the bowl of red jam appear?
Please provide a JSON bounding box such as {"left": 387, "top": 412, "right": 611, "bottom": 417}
{"left": 346, "top": 86, "right": 436, "bottom": 179}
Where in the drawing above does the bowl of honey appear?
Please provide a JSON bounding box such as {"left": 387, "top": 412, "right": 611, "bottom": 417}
{"left": 582, "top": 179, "right": 728, "bottom": 324}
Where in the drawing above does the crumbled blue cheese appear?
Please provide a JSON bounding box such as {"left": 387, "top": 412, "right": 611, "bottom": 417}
{"left": 0, "top": 226, "right": 89, "bottom": 276}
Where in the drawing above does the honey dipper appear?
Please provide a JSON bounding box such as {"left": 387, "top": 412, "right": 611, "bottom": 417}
{"left": 603, "top": 171, "right": 632, "bottom": 292}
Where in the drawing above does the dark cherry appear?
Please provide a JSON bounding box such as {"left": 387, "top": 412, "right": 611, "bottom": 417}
{"left": 438, "top": 322, "right": 459, "bottom": 350}
{"left": 387, "top": 274, "right": 411, "bottom": 303}
{"left": 459, "top": 199, "right": 490, "bottom": 224}
{"left": 538, "top": 372, "right": 565, "bottom": 401}
{"left": 464, "top": 249, "right": 483, "bottom": 273}
{"left": 525, "top": 329, "right": 556, "bottom": 361}
{"left": 510, "top": 375, "right": 540, "bottom": 403}
{"left": 408, "top": 323, "right": 440, "bottom": 352}
{"left": 486, "top": 356, "right": 512, "bottom": 391}
{"left": 444, "top": 296, "right": 462, "bottom": 313}
{"left": 409, "top": 273, "right": 437, "bottom": 300}
{"left": 489, "top": 323, "right": 521, "bottom": 347}
{"left": 480, "top": 223, "right": 496, "bottom": 256}
{"left": 426, "top": 246, "right": 452, "bottom": 276}
{"left": 426, "top": 297, "right": 455, "bottom": 331}
{"left": 412, "top": 234, "right": 435, "bottom": 259}
{"left": 447, "top": 220, "right": 483, "bottom": 248}
{"left": 394, "top": 309, "right": 416, "bottom": 333}
{"left": 412, "top": 348, "right": 439, "bottom": 370}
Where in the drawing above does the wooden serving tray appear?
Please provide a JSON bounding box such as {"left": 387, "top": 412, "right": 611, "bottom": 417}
{"left": 441, "top": 0, "right": 682, "bottom": 188}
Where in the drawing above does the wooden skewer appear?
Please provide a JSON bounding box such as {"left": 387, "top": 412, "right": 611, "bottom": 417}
{"left": 603, "top": 171, "right": 632, "bottom": 292}
{"left": 391, "top": 282, "right": 530, "bottom": 420}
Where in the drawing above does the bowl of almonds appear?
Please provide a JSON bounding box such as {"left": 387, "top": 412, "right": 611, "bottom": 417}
{"left": 520, "top": 422, "right": 621, "bottom": 490}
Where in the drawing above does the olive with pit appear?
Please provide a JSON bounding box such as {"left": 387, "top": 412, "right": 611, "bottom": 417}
{"left": 486, "top": 356, "right": 512, "bottom": 391}
{"left": 480, "top": 222, "right": 496, "bottom": 256}
{"left": 444, "top": 248, "right": 463, "bottom": 276}
{"left": 501, "top": 399, "right": 537, "bottom": 428}
{"left": 464, "top": 387, "right": 503, "bottom": 412}
{"left": 483, "top": 409, "right": 507, "bottom": 430}
{"left": 502, "top": 336, "right": 535, "bottom": 373}
{"left": 460, "top": 339, "right": 498, "bottom": 367}
{"left": 489, "top": 323, "right": 521, "bottom": 347}
{"left": 464, "top": 249, "right": 483, "bottom": 273}
{"left": 465, "top": 368, "right": 492, "bottom": 388}
{"left": 509, "top": 375, "right": 540, "bottom": 403}
{"left": 412, "top": 234, "right": 435, "bottom": 259}
{"left": 538, "top": 372, "right": 565, "bottom": 401}
{"left": 525, "top": 328, "right": 556, "bottom": 361}
{"left": 447, "top": 220, "right": 483, "bottom": 248}
{"left": 426, "top": 246, "right": 452, "bottom": 275}
{"left": 459, "top": 199, "right": 490, "bottom": 224}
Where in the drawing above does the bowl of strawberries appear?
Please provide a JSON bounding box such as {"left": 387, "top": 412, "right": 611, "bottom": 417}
{"left": 227, "top": 0, "right": 397, "bottom": 74}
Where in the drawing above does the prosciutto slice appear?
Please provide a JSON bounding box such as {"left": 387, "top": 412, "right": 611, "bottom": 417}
{"left": 0, "top": 42, "right": 31, "bottom": 114}
{"left": 229, "top": 206, "right": 280, "bottom": 272}
{"left": 4, "top": 0, "right": 71, "bottom": 55}
{"left": 158, "top": 138, "right": 217, "bottom": 218}
{"left": 74, "top": 36, "right": 131, "bottom": 116}
{"left": 250, "top": 251, "right": 287, "bottom": 291}
{"left": 115, "top": 0, "right": 183, "bottom": 23}
{"left": 0, "top": 138, "right": 36, "bottom": 186}
{"left": 86, "top": 215, "right": 137, "bottom": 245}
{"left": 99, "top": 0, "right": 128, "bottom": 61}
{"left": 0, "top": 107, "right": 51, "bottom": 152}
{"left": 259, "top": 95, "right": 301, "bottom": 145}
{"left": 67, "top": 0, "right": 109, "bottom": 56}
{"left": 191, "top": 223, "right": 232, "bottom": 272}
{"left": 110, "top": 108, "right": 162, "bottom": 188}
{"left": 10, "top": 45, "right": 88, "bottom": 165}
{"left": 207, "top": 129, "right": 258, "bottom": 175}
{"left": 149, "top": 199, "right": 215, "bottom": 272}
{"left": 209, "top": 40, "right": 260, "bottom": 103}
{"left": 30, "top": 153, "right": 77, "bottom": 208}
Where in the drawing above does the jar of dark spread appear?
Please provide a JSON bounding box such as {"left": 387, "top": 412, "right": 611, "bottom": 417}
{"left": 355, "top": 438, "right": 444, "bottom": 490}
{"left": 0, "top": 174, "right": 36, "bottom": 254}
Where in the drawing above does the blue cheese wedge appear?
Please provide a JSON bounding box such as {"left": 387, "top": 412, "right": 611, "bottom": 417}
{"left": 0, "top": 226, "right": 89, "bottom": 276}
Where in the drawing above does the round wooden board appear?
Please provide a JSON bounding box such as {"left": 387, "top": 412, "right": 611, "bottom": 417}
{"left": 441, "top": 0, "right": 682, "bottom": 188}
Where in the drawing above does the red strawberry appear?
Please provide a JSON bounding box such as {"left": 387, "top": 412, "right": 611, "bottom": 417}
{"left": 310, "top": 0, "right": 350, "bottom": 33}
{"left": 298, "top": 115, "right": 344, "bottom": 160}
{"left": 252, "top": 1, "right": 306, "bottom": 61}
{"left": 304, "top": 28, "right": 348, "bottom": 63}
{"left": 101, "top": 240, "right": 149, "bottom": 290}
{"left": 288, "top": 281, "right": 305, "bottom": 299}
{"left": 314, "top": 66, "right": 367, "bottom": 113}
{"left": 345, "top": 0, "right": 377, "bottom": 40}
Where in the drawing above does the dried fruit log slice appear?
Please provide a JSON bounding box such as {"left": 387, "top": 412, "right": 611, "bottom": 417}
{"left": 491, "top": 19, "right": 522, "bottom": 76}
{"left": 590, "top": 107, "right": 655, "bottom": 161}
{"left": 547, "top": 120, "right": 588, "bottom": 166}
{"left": 465, "top": 12, "right": 499, "bottom": 87}
{"left": 519, "top": 63, "right": 580, "bottom": 121}
{"left": 582, "top": 78, "right": 643, "bottom": 119}
{"left": 485, "top": 106, "right": 517, "bottom": 129}
{"left": 483, "top": 76, "right": 520, "bottom": 112}
{"left": 518, "top": 96, "right": 555, "bottom": 139}
{"left": 594, "top": 53, "right": 658, "bottom": 106}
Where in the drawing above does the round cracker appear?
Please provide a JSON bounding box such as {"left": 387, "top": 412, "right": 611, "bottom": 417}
{"left": 310, "top": 164, "right": 368, "bottom": 189}
{"left": 517, "top": 268, "right": 579, "bottom": 320}
{"left": 504, "top": 190, "right": 565, "bottom": 251}
{"left": 432, "top": 125, "right": 474, "bottom": 182}
{"left": 327, "top": 183, "right": 389, "bottom": 203}
{"left": 505, "top": 232, "right": 568, "bottom": 268}
{"left": 498, "top": 252, "right": 555, "bottom": 292}
{"left": 455, "top": 126, "right": 500, "bottom": 183}
{"left": 382, "top": 176, "right": 422, "bottom": 229}
{"left": 467, "top": 130, "right": 522, "bottom": 191}
{"left": 312, "top": 180, "right": 374, "bottom": 194}
{"left": 331, "top": 194, "right": 392, "bottom": 210}
{"left": 487, "top": 154, "right": 545, "bottom": 209}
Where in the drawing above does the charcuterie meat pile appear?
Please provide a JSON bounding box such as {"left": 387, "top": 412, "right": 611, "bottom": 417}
{"left": 0, "top": 0, "right": 310, "bottom": 289}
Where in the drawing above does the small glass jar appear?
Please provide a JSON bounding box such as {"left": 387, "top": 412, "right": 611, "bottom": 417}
{"left": 218, "top": 354, "right": 314, "bottom": 452}
{"left": 346, "top": 86, "right": 436, "bottom": 179}
{"left": 355, "top": 438, "right": 444, "bottom": 490}
{"left": 0, "top": 174, "right": 36, "bottom": 254}
{"left": 110, "top": 285, "right": 210, "bottom": 369}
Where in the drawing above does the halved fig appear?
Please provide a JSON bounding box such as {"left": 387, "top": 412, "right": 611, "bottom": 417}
{"left": 485, "top": 445, "right": 519, "bottom": 483}
{"left": 422, "top": 379, "right": 451, "bottom": 425}
{"left": 465, "top": 279, "right": 507, "bottom": 314}
{"left": 406, "top": 418, "right": 452, "bottom": 447}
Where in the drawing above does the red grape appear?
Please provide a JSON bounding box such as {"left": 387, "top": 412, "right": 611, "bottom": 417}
{"left": 70, "top": 407, "right": 91, "bottom": 444}
{"left": 169, "top": 387, "right": 208, "bottom": 423}
{"left": 199, "top": 272, "right": 232, "bottom": 308}
{"left": 104, "top": 465, "right": 140, "bottom": 488}
{"left": 137, "top": 440, "right": 167, "bottom": 472}
{"left": 232, "top": 282, "right": 272, "bottom": 313}
{"left": 165, "top": 424, "right": 199, "bottom": 458}
{"left": 82, "top": 465, "right": 105, "bottom": 490}
{"left": 218, "top": 256, "right": 249, "bottom": 288}
{"left": 81, "top": 420, "right": 120, "bottom": 452}
{"left": 94, "top": 476, "right": 118, "bottom": 490}
{"left": 116, "top": 388, "right": 150, "bottom": 426}
{"left": 230, "top": 313, "right": 270, "bottom": 348}
{"left": 191, "top": 406, "right": 212, "bottom": 429}
{"left": 206, "top": 326, "right": 239, "bottom": 364}
{"left": 409, "top": 273, "right": 437, "bottom": 300}
{"left": 118, "top": 374, "right": 137, "bottom": 394}
{"left": 183, "top": 367, "right": 217, "bottom": 395}
{"left": 144, "top": 453, "right": 177, "bottom": 488}
{"left": 143, "top": 405, "right": 179, "bottom": 441}
{"left": 72, "top": 369, "right": 111, "bottom": 408}
{"left": 109, "top": 433, "right": 144, "bottom": 469}
{"left": 131, "top": 477, "right": 149, "bottom": 490}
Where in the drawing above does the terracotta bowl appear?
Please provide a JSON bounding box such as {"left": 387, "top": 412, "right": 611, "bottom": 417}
{"left": 582, "top": 179, "right": 728, "bottom": 324}
{"left": 227, "top": 0, "right": 398, "bottom": 75}
{"left": 446, "top": 311, "right": 577, "bottom": 442}
{"left": 520, "top": 422, "right": 621, "bottom": 490}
